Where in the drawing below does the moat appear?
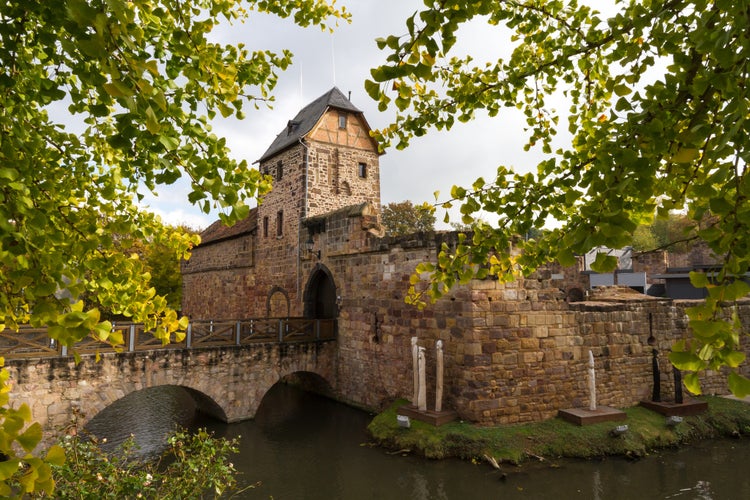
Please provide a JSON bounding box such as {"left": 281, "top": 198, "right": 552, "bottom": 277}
{"left": 86, "top": 384, "right": 750, "bottom": 499}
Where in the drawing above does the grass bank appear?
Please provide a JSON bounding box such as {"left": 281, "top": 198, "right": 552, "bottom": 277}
{"left": 367, "top": 397, "right": 750, "bottom": 465}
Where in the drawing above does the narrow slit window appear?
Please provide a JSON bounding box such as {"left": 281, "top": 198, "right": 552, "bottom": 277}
{"left": 276, "top": 210, "right": 283, "bottom": 237}
{"left": 358, "top": 162, "right": 367, "bottom": 178}
{"left": 263, "top": 216, "right": 269, "bottom": 238}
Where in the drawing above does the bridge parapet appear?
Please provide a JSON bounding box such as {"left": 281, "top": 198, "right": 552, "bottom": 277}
{"left": 0, "top": 318, "right": 336, "bottom": 359}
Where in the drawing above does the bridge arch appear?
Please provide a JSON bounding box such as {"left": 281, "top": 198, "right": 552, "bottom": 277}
{"left": 7, "top": 336, "right": 338, "bottom": 446}
{"left": 83, "top": 385, "right": 227, "bottom": 451}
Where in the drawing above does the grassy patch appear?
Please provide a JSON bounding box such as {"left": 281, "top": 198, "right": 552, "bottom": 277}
{"left": 367, "top": 397, "right": 750, "bottom": 465}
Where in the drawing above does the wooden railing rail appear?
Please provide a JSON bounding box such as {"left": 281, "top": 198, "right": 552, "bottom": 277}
{"left": 0, "top": 318, "right": 336, "bottom": 360}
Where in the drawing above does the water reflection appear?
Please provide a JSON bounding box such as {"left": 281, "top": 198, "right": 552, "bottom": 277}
{"left": 83, "top": 383, "right": 750, "bottom": 499}
{"left": 85, "top": 385, "right": 200, "bottom": 457}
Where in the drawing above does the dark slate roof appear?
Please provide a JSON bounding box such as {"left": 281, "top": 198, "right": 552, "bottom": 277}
{"left": 199, "top": 207, "right": 258, "bottom": 245}
{"left": 257, "top": 87, "right": 363, "bottom": 163}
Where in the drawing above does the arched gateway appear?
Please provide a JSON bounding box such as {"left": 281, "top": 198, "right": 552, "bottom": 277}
{"left": 303, "top": 264, "right": 338, "bottom": 321}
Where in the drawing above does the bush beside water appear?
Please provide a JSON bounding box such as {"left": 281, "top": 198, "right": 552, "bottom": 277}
{"left": 42, "top": 428, "right": 246, "bottom": 499}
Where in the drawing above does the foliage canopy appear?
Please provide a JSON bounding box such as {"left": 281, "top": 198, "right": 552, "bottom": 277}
{"left": 0, "top": 0, "right": 346, "bottom": 345}
{"left": 367, "top": 0, "right": 750, "bottom": 394}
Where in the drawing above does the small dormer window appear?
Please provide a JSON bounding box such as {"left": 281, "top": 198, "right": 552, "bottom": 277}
{"left": 338, "top": 113, "right": 347, "bottom": 129}
{"left": 286, "top": 120, "right": 299, "bottom": 136}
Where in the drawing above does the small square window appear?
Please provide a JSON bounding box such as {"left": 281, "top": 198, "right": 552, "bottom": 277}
{"left": 358, "top": 162, "right": 367, "bottom": 178}
{"left": 338, "top": 113, "right": 347, "bottom": 129}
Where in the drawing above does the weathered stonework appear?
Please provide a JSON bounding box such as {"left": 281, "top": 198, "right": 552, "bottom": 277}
{"left": 182, "top": 88, "right": 381, "bottom": 320}
{"left": 7, "top": 341, "right": 337, "bottom": 446}
{"left": 180, "top": 88, "right": 750, "bottom": 429}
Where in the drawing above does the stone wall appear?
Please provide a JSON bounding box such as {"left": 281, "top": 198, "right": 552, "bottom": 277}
{"left": 182, "top": 201, "right": 750, "bottom": 428}
{"left": 295, "top": 208, "right": 750, "bottom": 426}
{"left": 181, "top": 234, "right": 255, "bottom": 319}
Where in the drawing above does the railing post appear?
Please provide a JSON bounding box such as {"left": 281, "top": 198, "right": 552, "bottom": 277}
{"left": 61, "top": 344, "right": 68, "bottom": 357}
{"left": 235, "top": 321, "right": 241, "bottom": 346}
{"left": 186, "top": 322, "right": 192, "bottom": 349}
{"left": 316, "top": 319, "right": 320, "bottom": 341}
{"left": 278, "top": 319, "right": 284, "bottom": 343}
{"left": 128, "top": 325, "right": 136, "bottom": 352}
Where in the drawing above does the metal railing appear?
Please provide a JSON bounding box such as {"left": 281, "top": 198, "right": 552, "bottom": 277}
{"left": 0, "top": 318, "right": 336, "bottom": 360}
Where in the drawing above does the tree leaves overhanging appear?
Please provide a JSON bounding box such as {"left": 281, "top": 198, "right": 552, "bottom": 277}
{"left": 0, "top": 0, "right": 347, "bottom": 348}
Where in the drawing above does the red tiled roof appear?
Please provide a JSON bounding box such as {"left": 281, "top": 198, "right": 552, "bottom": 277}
{"left": 199, "top": 207, "right": 257, "bottom": 246}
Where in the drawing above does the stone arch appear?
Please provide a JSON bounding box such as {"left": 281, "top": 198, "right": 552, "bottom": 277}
{"left": 267, "top": 286, "right": 290, "bottom": 318}
{"left": 256, "top": 371, "right": 334, "bottom": 415}
{"left": 78, "top": 383, "right": 228, "bottom": 427}
{"left": 303, "top": 264, "right": 338, "bottom": 319}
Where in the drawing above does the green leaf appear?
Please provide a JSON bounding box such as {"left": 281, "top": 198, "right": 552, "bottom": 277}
{"left": 671, "top": 148, "right": 700, "bottom": 163}
{"left": 145, "top": 106, "right": 161, "bottom": 134}
{"left": 723, "top": 350, "right": 746, "bottom": 368}
{"left": 689, "top": 272, "right": 709, "bottom": 288}
{"left": 17, "top": 422, "right": 43, "bottom": 453}
{"left": 103, "top": 80, "right": 135, "bottom": 98}
{"left": 45, "top": 444, "right": 66, "bottom": 466}
{"left": 669, "top": 351, "right": 704, "bottom": 371}
{"left": 728, "top": 372, "right": 750, "bottom": 398}
{"left": 590, "top": 252, "right": 618, "bottom": 273}
{"left": 682, "top": 372, "right": 702, "bottom": 395}
{"left": 0, "top": 460, "right": 19, "bottom": 481}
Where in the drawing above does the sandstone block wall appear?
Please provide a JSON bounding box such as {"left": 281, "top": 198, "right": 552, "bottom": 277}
{"left": 303, "top": 210, "right": 750, "bottom": 426}
{"left": 182, "top": 234, "right": 255, "bottom": 319}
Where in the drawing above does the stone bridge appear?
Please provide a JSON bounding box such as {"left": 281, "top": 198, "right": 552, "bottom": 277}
{"left": 3, "top": 320, "right": 337, "bottom": 442}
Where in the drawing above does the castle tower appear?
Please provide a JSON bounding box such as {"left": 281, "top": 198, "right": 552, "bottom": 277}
{"left": 252, "top": 87, "right": 381, "bottom": 318}
{"left": 182, "top": 88, "right": 381, "bottom": 320}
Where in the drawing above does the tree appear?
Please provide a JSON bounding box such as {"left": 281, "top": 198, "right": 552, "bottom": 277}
{"left": 367, "top": 1, "right": 750, "bottom": 395}
{"left": 0, "top": 0, "right": 346, "bottom": 344}
{"left": 631, "top": 212, "right": 696, "bottom": 253}
{"left": 381, "top": 201, "right": 436, "bottom": 236}
{"left": 0, "top": 0, "right": 347, "bottom": 495}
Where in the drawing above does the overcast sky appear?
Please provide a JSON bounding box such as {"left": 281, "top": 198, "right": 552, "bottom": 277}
{"left": 142, "top": 0, "right": 583, "bottom": 230}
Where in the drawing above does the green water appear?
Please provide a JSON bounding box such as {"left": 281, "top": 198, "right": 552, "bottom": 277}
{"left": 87, "top": 384, "right": 750, "bottom": 499}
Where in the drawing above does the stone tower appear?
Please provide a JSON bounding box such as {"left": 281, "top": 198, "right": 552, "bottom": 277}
{"left": 181, "top": 88, "right": 382, "bottom": 320}
{"left": 253, "top": 87, "right": 381, "bottom": 317}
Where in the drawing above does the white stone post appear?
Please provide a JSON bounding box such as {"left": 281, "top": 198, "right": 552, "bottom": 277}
{"left": 588, "top": 350, "right": 597, "bottom": 411}
{"left": 418, "top": 346, "right": 427, "bottom": 412}
{"left": 435, "top": 340, "right": 444, "bottom": 413}
{"left": 411, "top": 337, "right": 419, "bottom": 406}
